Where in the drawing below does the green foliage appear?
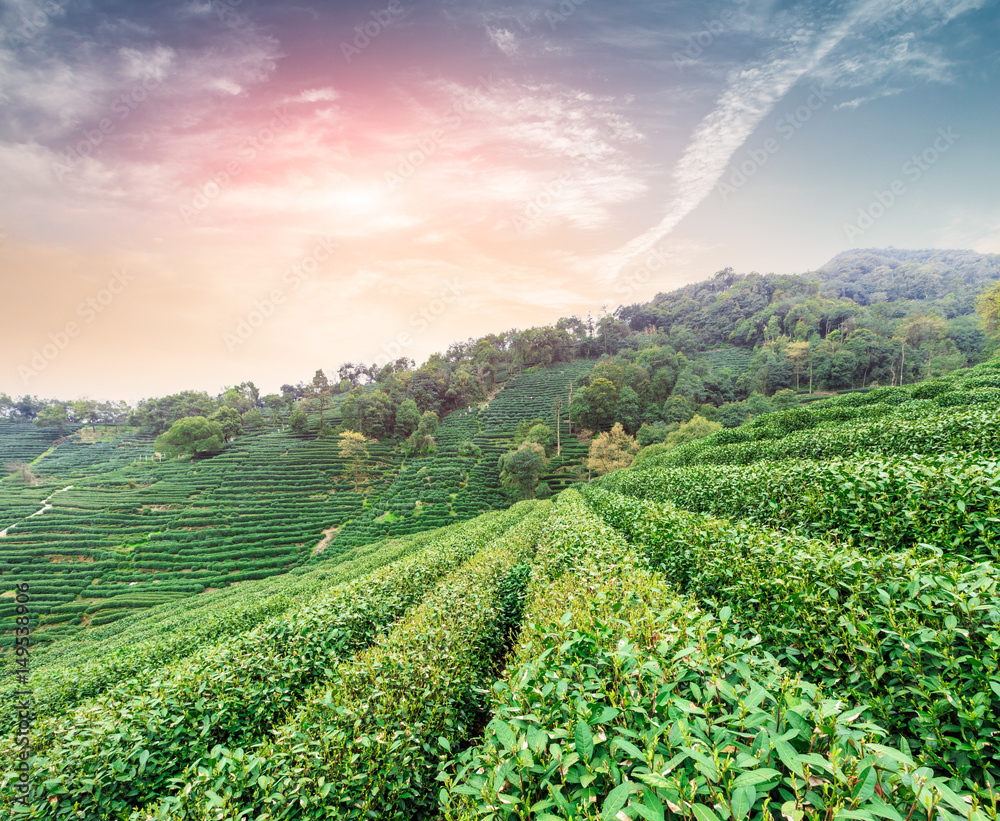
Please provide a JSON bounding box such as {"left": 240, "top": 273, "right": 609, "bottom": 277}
{"left": 525, "top": 422, "right": 554, "bottom": 453}
{"left": 636, "top": 421, "right": 673, "bottom": 448}
{"left": 632, "top": 442, "right": 669, "bottom": 467}
{"left": 288, "top": 407, "right": 309, "bottom": 434}
{"left": 582, "top": 485, "right": 1000, "bottom": 791}
{"left": 396, "top": 397, "right": 421, "bottom": 438}
{"left": 142, "top": 503, "right": 547, "bottom": 821}
{"left": 664, "top": 413, "right": 722, "bottom": 449}
{"left": 457, "top": 439, "right": 483, "bottom": 458}
{"left": 406, "top": 410, "right": 440, "bottom": 455}
{"left": 154, "top": 416, "right": 225, "bottom": 458}
{"left": 210, "top": 406, "right": 243, "bottom": 441}
{"left": 606, "top": 453, "right": 1000, "bottom": 559}
{"left": 446, "top": 573, "right": 967, "bottom": 821}
{"left": 1, "top": 509, "right": 533, "bottom": 819}
{"left": 977, "top": 280, "right": 1000, "bottom": 349}
{"left": 445, "top": 489, "right": 979, "bottom": 821}
{"left": 499, "top": 443, "right": 548, "bottom": 501}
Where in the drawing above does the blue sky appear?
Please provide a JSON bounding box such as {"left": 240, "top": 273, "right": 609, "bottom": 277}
{"left": 1, "top": 0, "right": 998, "bottom": 399}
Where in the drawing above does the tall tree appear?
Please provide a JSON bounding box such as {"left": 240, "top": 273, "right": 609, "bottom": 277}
{"left": 975, "top": 281, "right": 1000, "bottom": 350}
{"left": 786, "top": 341, "right": 810, "bottom": 391}
{"left": 338, "top": 431, "right": 370, "bottom": 491}
{"left": 309, "top": 369, "right": 332, "bottom": 434}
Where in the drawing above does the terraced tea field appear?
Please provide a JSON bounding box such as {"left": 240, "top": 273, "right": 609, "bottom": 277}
{"left": 0, "top": 362, "right": 596, "bottom": 647}
{"left": 0, "top": 427, "right": 388, "bottom": 645}
{"left": 2, "top": 358, "right": 998, "bottom": 820}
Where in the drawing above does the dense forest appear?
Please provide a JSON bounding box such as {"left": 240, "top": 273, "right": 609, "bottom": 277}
{"left": 3, "top": 247, "right": 999, "bottom": 443}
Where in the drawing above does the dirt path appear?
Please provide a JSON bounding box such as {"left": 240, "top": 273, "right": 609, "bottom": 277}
{"left": 0, "top": 484, "right": 73, "bottom": 537}
{"left": 311, "top": 525, "right": 340, "bottom": 557}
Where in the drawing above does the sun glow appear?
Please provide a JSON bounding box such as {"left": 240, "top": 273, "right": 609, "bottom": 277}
{"left": 326, "top": 184, "right": 384, "bottom": 213}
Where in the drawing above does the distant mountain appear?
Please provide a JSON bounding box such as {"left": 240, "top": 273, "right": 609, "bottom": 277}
{"left": 814, "top": 247, "right": 1000, "bottom": 308}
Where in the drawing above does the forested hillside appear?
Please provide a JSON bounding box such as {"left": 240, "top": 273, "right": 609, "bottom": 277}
{"left": 4, "top": 248, "right": 998, "bottom": 458}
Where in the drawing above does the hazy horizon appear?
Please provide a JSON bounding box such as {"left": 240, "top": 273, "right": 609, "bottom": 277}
{"left": 2, "top": 0, "right": 998, "bottom": 402}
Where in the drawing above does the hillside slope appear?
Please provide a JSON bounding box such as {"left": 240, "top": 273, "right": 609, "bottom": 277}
{"left": 2, "top": 356, "right": 998, "bottom": 818}
{"left": 0, "top": 361, "right": 595, "bottom": 644}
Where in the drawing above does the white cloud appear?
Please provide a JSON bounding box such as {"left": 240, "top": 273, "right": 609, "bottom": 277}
{"left": 285, "top": 87, "right": 339, "bottom": 103}
{"left": 486, "top": 26, "right": 520, "bottom": 57}
{"left": 597, "top": 0, "right": 988, "bottom": 284}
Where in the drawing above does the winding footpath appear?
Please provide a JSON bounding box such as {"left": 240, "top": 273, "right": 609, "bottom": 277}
{"left": 0, "top": 485, "right": 73, "bottom": 537}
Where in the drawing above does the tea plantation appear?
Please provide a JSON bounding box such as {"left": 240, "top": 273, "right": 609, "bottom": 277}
{"left": 0, "top": 362, "right": 594, "bottom": 648}
{"left": 2, "top": 359, "right": 1000, "bottom": 820}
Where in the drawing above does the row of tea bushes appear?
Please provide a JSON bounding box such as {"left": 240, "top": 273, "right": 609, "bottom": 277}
{"left": 443, "top": 566, "right": 977, "bottom": 821}
{"left": 581, "top": 485, "right": 1000, "bottom": 794}
{"left": 0, "top": 426, "right": 394, "bottom": 636}
{"left": 649, "top": 405, "right": 1000, "bottom": 468}
{"left": 0, "top": 506, "right": 532, "bottom": 818}
{"left": 605, "top": 453, "right": 1000, "bottom": 559}
{"left": 442, "top": 490, "right": 979, "bottom": 821}
{"left": 0, "top": 527, "right": 461, "bottom": 733}
{"left": 647, "top": 359, "right": 1000, "bottom": 468}
{"left": 154, "top": 501, "right": 551, "bottom": 820}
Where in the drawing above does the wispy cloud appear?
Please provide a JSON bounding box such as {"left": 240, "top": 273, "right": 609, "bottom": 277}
{"left": 596, "top": 0, "right": 988, "bottom": 284}
{"left": 285, "top": 87, "right": 339, "bottom": 103}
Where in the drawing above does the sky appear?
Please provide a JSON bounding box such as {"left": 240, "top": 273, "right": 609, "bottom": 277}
{"left": 1, "top": 0, "right": 998, "bottom": 402}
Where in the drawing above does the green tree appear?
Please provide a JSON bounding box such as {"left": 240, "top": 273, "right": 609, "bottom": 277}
{"left": 263, "top": 394, "right": 286, "bottom": 427}
{"left": 771, "top": 389, "right": 800, "bottom": 410}
{"left": 636, "top": 422, "right": 671, "bottom": 448}
{"left": 587, "top": 422, "right": 640, "bottom": 476}
{"left": 406, "top": 411, "right": 439, "bottom": 455}
{"left": 786, "top": 341, "right": 810, "bottom": 391}
{"left": 513, "top": 417, "right": 546, "bottom": 446}
{"left": 339, "top": 431, "right": 370, "bottom": 491}
{"left": 975, "top": 281, "right": 1000, "bottom": 350}
{"left": 395, "top": 399, "right": 421, "bottom": 439}
{"left": 155, "top": 417, "right": 225, "bottom": 458}
{"left": 499, "top": 443, "right": 547, "bottom": 500}
{"left": 613, "top": 385, "right": 642, "bottom": 435}
{"left": 72, "top": 399, "right": 101, "bottom": 431}
{"left": 35, "top": 403, "right": 70, "bottom": 435}
{"left": 524, "top": 423, "right": 554, "bottom": 454}
{"left": 242, "top": 408, "right": 265, "bottom": 430}
{"left": 661, "top": 394, "right": 695, "bottom": 424}
{"left": 580, "top": 377, "right": 618, "bottom": 431}
{"left": 289, "top": 408, "right": 309, "bottom": 435}
{"left": 309, "top": 369, "right": 332, "bottom": 434}
{"left": 664, "top": 414, "right": 721, "bottom": 449}
{"left": 210, "top": 407, "right": 243, "bottom": 442}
